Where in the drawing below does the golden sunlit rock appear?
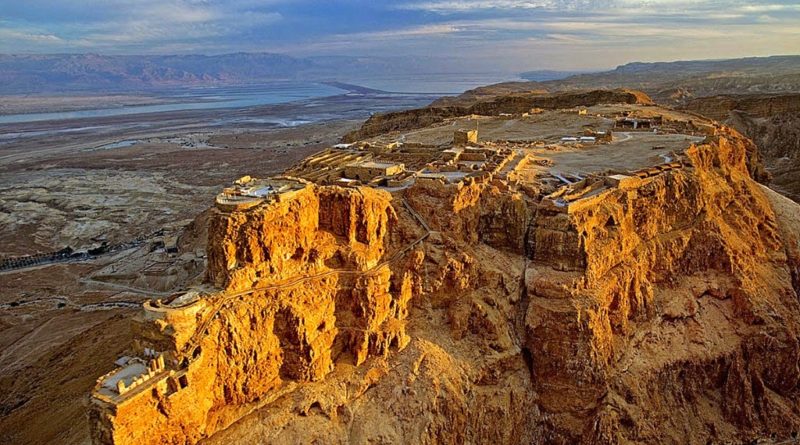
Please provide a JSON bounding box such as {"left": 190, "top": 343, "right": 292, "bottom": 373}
{"left": 79, "top": 91, "right": 800, "bottom": 445}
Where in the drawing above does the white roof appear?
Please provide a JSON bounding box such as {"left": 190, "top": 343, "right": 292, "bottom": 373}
{"left": 241, "top": 185, "right": 274, "bottom": 197}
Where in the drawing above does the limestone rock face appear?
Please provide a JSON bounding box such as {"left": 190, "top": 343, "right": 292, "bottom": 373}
{"left": 199, "top": 217, "right": 539, "bottom": 445}
{"left": 404, "top": 177, "right": 530, "bottom": 252}
{"left": 682, "top": 93, "right": 800, "bottom": 197}
{"left": 206, "top": 186, "right": 395, "bottom": 291}
{"left": 524, "top": 127, "right": 800, "bottom": 443}
{"left": 89, "top": 122, "right": 800, "bottom": 445}
{"left": 683, "top": 93, "right": 800, "bottom": 121}
{"left": 89, "top": 186, "right": 419, "bottom": 445}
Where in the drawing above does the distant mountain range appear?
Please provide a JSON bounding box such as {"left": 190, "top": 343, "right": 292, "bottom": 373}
{"left": 2, "top": 53, "right": 799, "bottom": 99}
{"left": 438, "top": 55, "right": 800, "bottom": 106}
{"left": 0, "top": 53, "right": 306, "bottom": 93}
{"left": 0, "top": 53, "right": 512, "bottom": 94}
{"left": 518, "top": 70, "right": 591, "bottom": 82}
{"left": 543, "top": 55, "right": 800, "bottom": 103}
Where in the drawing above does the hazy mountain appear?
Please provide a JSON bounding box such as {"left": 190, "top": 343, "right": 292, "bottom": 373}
{"left": 0, "top": 53, "right": 513, "bottom": 94}
{"left": 432, "top": 56, "right": 800, "bottom": 107}
{"left": 544, "top": 55, "right": 800, "bottom": 103}
{"left": 518, "top": 70, "right": 591, "bottom": 82}
{"left": 0, "top": 53, "right": 320, "bottom": 93}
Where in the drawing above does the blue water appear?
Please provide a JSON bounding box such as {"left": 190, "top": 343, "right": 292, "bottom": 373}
{"left": 348, "top": 73, "right": 522, "bottom": 94}
{"left": 0, "top": 82, "right": 347, "bottom": 125}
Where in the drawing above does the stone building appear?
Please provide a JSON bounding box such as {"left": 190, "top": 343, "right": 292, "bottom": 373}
{"left": 343, "top": 161, "right": 405, "bottom": 182}
{"left": 454, "top": 129, "right": 478, "bottom": 146}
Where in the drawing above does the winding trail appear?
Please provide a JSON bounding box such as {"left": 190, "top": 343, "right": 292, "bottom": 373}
{"left": 80, "top": 278, "right": 173, "bottom": 297}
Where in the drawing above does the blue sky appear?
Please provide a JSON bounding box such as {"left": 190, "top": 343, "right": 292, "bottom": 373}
{"left": 0, "top": 0, "right": 798, "bottom": 70}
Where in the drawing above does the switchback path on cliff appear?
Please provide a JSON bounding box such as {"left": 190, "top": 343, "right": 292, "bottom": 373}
{"left": 79, "top": 278, "right": 174, "bottom": 297}
{"left": 177, "top": 197, "right": 432, "bottom": 358}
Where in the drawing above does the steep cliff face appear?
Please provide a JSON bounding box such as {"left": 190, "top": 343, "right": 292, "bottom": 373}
{"left": 198, "top": 202, "right": 540, "bottom": 445}
{"left": 89, "top": 186, "right": 422, "bottom": 445}
{"left": 683, "top": 93, "right": 800, "bottom": 199}
{"left": 525, "top": 127, "right": 800, "bottom": 444}
{"left": 206, "top": 186, "right": 396, "bottom": 291}
{"left": 343, "top": 89, "right": 652, "bottom": 142}
{"left": 89, "top": 118, "right": 800, "bottom": 445}
{"left": 683, "top": 93, "right": 800, "bottom": 121}
{"left": 404, "top": 177, "right": 531, "bottom": 253}
{"left": 729, "top": 109, "right": 800, "bottom": 202}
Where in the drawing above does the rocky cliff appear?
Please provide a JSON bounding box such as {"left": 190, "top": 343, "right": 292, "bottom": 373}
{"left": 89, "top": 124, "right": 800, "bottom": 445}
{"left": 683, "top": 93, "right": 800, "bottom": 121}
{"left": 199, "top": 177, "right": 540, "bottom": 444}
{"left": 683, "top": 93, "right": 800, "bottom": 202}
{"left": 525, "top": 127, "right": 800, "bottom": 443}
{"left": 343, "top": 89, "right": 652, "bottom": 142}
{"left": 89, "top": 185, "right": 424, "bottom": 445}
{"left": 404, "top": 176, "right": 530, "bottom": 252}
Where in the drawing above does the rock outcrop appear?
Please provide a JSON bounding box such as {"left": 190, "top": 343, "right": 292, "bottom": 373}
{"left": 685, "top": 94, "right": 800, "bottom": 201}
{"left": 89, "top": 186, "right": 424, "bottom": 445}
{"left": 206, "top": 186, "right": 395, "bottom": 290}
{"left": 404, "top": 176, "right": 530, "bottom": 252}
{"left": 683, "top": 93, "right": 800, "bottom": 121}
{"left": 89, "top": 116, "right": 800, "bottom": 445}
{"left": 525, "top": 126, "right": 800, "bottom": 443}
{"left": 683, "top": 93, "right": 800, "bottom": 201}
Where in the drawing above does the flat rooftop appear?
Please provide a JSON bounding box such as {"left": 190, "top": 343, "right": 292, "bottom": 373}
{"left": 349, "top": 161, "right": 403, "bottom": 169}
{"left": 215, "top": 176, "right": 309, "bottom": 211}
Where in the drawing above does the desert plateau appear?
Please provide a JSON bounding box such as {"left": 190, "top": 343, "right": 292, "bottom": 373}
{"left": 2, "top": 2, "right": 800, "bottom": 444}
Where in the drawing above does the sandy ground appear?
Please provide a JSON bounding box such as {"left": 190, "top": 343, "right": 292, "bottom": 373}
{"left": 367, "top": 107, "right": 705, "bottom": 184}
{"left": 542, "top": 132, "right": 704, "bottom": 175}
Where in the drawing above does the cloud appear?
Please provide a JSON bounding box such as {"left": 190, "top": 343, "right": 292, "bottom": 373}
{"left": 0, "top": 0, "right": 797, "bottom": 72}
{"left": 335, "top": 24, "right": 462, "bottom": 40}
{"left": 406, "top": 0, "right": 602, "bottom": 10}
{"left": 0, "top": 29, "right": 64, "bottom": 43}
{"left": 0, "top": 0, "right": 284, "bottom": 53}
{"left": 396, "top": 0, "right": 800, "bottom": 15}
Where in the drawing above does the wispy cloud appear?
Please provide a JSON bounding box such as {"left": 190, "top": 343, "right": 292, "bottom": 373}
{"left": 0, "top": 29, "right": 64, "bottom": 43}
{"left": 0, "top": 0, "right": 284, "bottom": 53}
{"left": 0, "top": 0, "right": 797, "bottom": 71}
